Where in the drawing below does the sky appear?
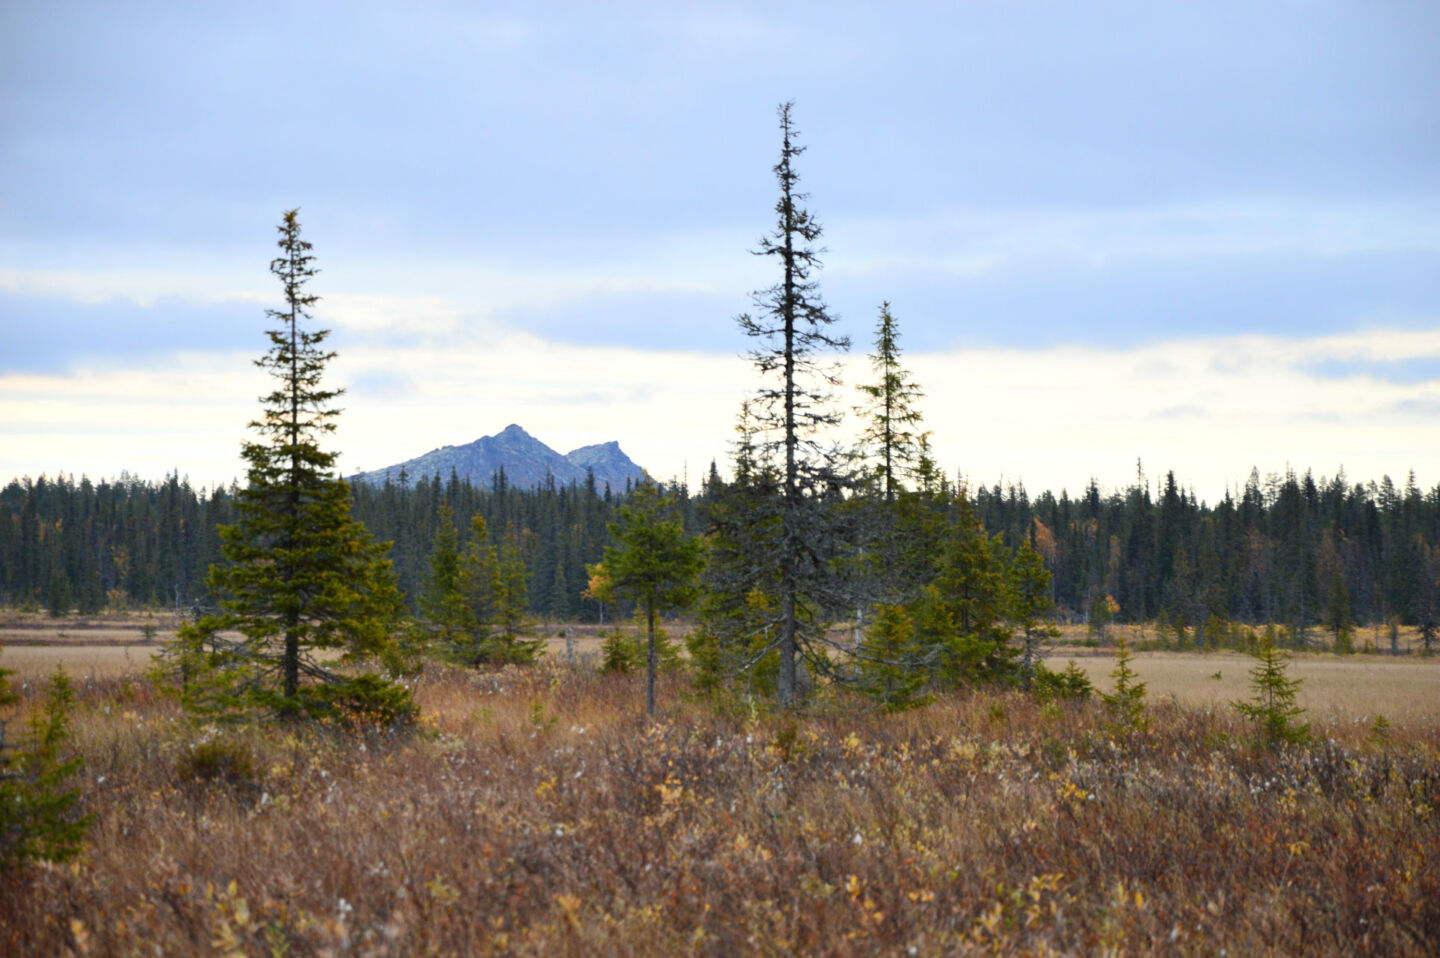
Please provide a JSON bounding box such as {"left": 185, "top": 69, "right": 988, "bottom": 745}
{"left": 2, "top": 1, "right": 1438, "bottom": 502}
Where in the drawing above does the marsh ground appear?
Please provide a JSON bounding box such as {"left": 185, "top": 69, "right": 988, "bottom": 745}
{"left": 6, "top": 613, "right": 1438, "bottom": 720}
{"left": 1, "top": 660, "right": 1436, "bottom": 955}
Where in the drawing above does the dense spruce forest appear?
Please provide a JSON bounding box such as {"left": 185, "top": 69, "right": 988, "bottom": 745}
{"left": 4, "top": 462, "right": 1438, "bottom": 635}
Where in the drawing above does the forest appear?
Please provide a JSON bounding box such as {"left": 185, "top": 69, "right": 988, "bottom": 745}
{"left": 3, "top": 460, "right": 1438, "bottom": 639}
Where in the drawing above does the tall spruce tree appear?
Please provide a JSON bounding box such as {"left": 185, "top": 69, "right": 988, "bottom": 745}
{"left": 850, "top": 302, "right": 932, "bottom": 620}
{"left": 731, "top": 101, "right": 853, "bottom": 706}
{"left": 173, "top": 210, "right": 407, "bottom": 721}
{"left": 855, "top": 302, "right": 928, "bottom": 503}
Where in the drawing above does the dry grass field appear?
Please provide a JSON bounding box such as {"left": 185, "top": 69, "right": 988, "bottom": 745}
{"left": 6, "top": 613, "right": 1439, "bottom": 721}
{"left": 1045, "top": 652, "right": 1440, "bottom": 724}
{"left": 1, "top": 662, "right": 1437, "bottom": 955}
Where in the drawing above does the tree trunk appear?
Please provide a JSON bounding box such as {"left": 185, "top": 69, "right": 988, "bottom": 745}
{"left": 646, "top": 603, "right": 657, "bottom": 717}
{"left": 283, "top": 615, "right": 299, "bottom": 701}
{"left": 778, "top": 590, "right": 796, "bottom": 706}
{"left": 1023, "top": 627, "right": 1035, "bottom": 690}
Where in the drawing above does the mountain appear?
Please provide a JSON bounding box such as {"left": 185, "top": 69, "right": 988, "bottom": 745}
{"left": 349, "top": 424, "right": 647, "bottom": 491}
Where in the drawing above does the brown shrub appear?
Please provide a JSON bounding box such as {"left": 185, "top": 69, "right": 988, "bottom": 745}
{"left": 0, "top": 666, "right": 1436, "bottom": 955}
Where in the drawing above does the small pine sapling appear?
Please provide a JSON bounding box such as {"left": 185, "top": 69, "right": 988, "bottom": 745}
{"left": 0, "top": 662, "right": 91, "bottom": 872}
{"left": 1233, "top": 632, "right": 1309, "bottom": 746}
{"left": 1101, "top": 635, "right": 1148, "bottom": 733}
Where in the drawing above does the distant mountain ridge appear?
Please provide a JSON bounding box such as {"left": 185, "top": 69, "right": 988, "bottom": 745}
{"left": 349, "top": 424, "right": 646, "bottom": 491}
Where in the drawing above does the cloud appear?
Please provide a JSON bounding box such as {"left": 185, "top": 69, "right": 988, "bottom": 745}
{"left": 5, "top": 323, "right": 1439, "bottom": 503}
{"left": 4, "top": 2, "right": 1437, "bottom": 257}
{"left": 347, "top": 370, "right": 416, "bottom": 400}
{"left": 0, "top": 291, "right": 258, "bottom": 373}
{"left": 4, "top": 3, "right": 1439, "bottom": 498}
{"left": 823, "top": 244, "right": 1440, "bottom": 351}
{"left": 1302, "top": 356, "right": 1440, "bottom": 385}
{"left": 493, "top": 287, "right": 739, "bottom": 352}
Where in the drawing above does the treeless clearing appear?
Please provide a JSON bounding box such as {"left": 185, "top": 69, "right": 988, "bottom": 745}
{"left": 5, "top": 614, "right": 1439, "bottom": 720}
{"left": 1046, "top": 651, "right": 1440, "bottom": 722}
{"left": 0, "top": 644, "right": 164, "bottom": 678}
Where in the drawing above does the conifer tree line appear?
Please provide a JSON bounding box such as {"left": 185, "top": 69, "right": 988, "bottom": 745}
{"left": 4, "top": 449, "right": 1439, "bottom": 639}
{"left": 966, "top": 465, "right": 1440, "bottom": 639}
{"left": 0, "top": 470, "right": 700, "bottom": 621}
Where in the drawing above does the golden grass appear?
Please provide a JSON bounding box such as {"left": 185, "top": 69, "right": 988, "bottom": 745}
{"left": 1047, "top": 651, "right": 1440, "bottom": 723}
{"left": 0, "top": 645, "right": 164, "bottom": 679}
{"left": 1, "top": 664, "right": 1437, "bottom": 955}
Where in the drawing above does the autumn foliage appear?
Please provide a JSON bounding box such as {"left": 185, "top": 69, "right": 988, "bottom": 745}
{"left": 1, "top": 664, "right": 1436, "bottom": 955}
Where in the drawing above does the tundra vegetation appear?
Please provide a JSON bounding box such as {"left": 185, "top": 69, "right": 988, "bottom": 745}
{"left": 1, "top": 109, "right": 1439, "bottom": 953}
{"left": 0, "top": 662, "right": 1436, "bottom": 954}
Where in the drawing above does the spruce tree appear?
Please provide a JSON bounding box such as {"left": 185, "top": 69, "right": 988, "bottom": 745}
{"left": 855, "top": 302, "right": 928, "bottom": 503}
{"left": 732, "top": 102, "right": 853, "bottom": 706}
{"left": 1233, "top": 632, "right": 1309, "bottom": 746}
{"left": 460, "top": 513, "right": 503, "bottom": 660}
{"left": 603, "top": 485, "right": 704, "bottom": 715}
{"left": 420, "top": 503, "right": 481, "bottom": 664}
{"left": 690, "top": 403, "right": 785, "bottom": 695}
{"left": 0, "top": 660, "right": 90, "bottom": 872}
{"left": 855, "top": 603, "right": 931, "bottom": 712}
{"left": 1011, "top": 537, "right": 1059, "bottom": 688}
{"left": 1101, "top": 635, "right": 1148, "bottom": 733}
{"left": 492, "top": 524, "right": 544, "bottom": 664}
{"left": 1323, "top": 568, "right": 1354, "bottom": 653}
{"left": 174, "top": 210, "right": 408, "bottom": 722}
{"left": 927, "top": 492, "right": 1019, "bottom": 686}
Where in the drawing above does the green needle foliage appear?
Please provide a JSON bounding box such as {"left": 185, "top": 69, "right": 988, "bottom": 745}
{"left": 855, "top": 603, "right": 932, "bottom": 712}
{"left": 1011, "top": 538, "right": 1060, "bottom": 689}
{"left": 1101, "top": 636, "right": 1148, "bottom": 733}
{"left": 421, "top": 504, "right": 502, "bottom": 668}
{"left": 855, "top": 302, "right": 928, "bottom": 503}
{"left": 604, "top": 485, "right": 704, "bottom": 715}
{"left": 928, "top": 493, "right": 1020, "bottom": 687}
{"left": 689, "top": 404, "right": 785, "bottom": 698}
{"left": 420, "top": 508, "right": 542, "bottom": 668}
{"left": 168, "top": 210, "right": 410, "bottom": 726}
{"left": 421, "top": 503, "right": 475, "bottom": 646}
{"left": 1233, "top": 632, "right": 1310, "bottom": 746}
{"left": 491, "top": 524, "right": 545, "bottom": 665}
{"left": 1, "top": 660, "right": 90, "bottom": 872}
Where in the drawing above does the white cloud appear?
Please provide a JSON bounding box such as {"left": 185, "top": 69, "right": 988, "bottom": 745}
{"left": 828, "top": 198, "right": 1440, "bottom": 278}
{"left": 0, "top": 266, "right": 264, "bottom": 307}
{"left": 8, "top": 324, "right": 1436, "bottom": 501}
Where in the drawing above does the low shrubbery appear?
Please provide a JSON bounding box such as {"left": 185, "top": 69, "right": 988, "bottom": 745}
{"left": 0, "top": 663, "right": 1435, "bottom": 955}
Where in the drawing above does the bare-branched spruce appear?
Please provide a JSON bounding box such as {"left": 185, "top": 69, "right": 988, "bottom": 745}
{"left": 716, "top": 102, "right": 854, "bottom": 707}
